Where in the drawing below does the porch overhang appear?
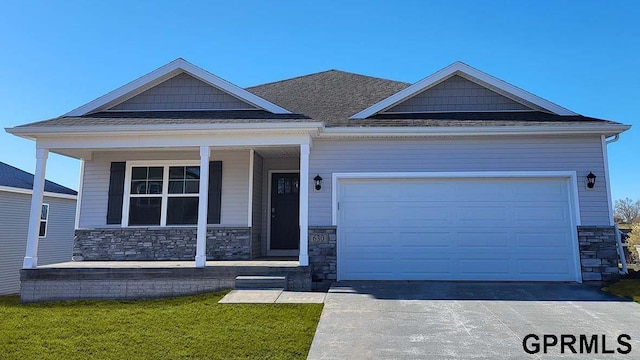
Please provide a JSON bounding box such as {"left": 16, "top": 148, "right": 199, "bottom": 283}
{"left": 6, "top": 122, "right": 323, "bottom": 159}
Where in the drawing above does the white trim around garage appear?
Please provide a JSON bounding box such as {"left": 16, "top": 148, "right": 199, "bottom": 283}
{"left": 332, "top": 170, "right": 583, "bottom": 283}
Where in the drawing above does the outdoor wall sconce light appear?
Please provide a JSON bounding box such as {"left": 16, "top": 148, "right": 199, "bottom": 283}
{"left": 586, "top": 172, "right": 596, "bottom": 189}
{"left": 314, "top": 174, "right": 323, "bottom": 191}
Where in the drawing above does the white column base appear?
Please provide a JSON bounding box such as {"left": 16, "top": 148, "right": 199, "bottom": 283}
{"left": 195, "top": 255, "right": 207, "bottom": 268}
{"left": 23, "top": 256, "right": 38, "bottom": 269}
{"left": 298, "top": 254, "right": 309, "bottom": 266}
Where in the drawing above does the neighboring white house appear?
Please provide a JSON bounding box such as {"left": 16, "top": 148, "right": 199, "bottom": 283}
{"left": 0, "top": 162, "right": 77, "bottom": 295}
{"left": 6, "top": 59, "right": 631, "bottom": 290}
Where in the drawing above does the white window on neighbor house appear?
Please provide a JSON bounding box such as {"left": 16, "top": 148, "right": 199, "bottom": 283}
{"left": 124, "top": 163, "right": 200, "bottom": 226}
{"left": 39, "top": 203, "right": 49, "bottom": 238}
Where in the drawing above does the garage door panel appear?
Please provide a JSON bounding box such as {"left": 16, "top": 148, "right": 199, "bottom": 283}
{"left": 513, "top": 205, "right": 568, "bottom": 221}
{"left": 338, "top": 177, "right": 578, "bottom": 282}
{"left": 458, "top": 232, "right": 510, "bottom": 247}
{"left": 518, "top": 259, "right": 572, "bottom": 275}
{"left": 342, "top": 230, "right": 394, "bottom": 249}
{"left": 459, "top": 259, "right": 511, "bottom": 274}
{"left": 396, "top": 259, "right": 454, "bottom": 275}
{"left": 399, "top": 232, "right": 452, "bottom": 247}
{"left": 516, "top": 232, "right": 572, "bottom": 248}
{"left": 456, "top": 206, "right": 508, "bottom": 221}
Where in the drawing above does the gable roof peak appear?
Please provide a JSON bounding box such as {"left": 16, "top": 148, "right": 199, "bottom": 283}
{"left": 350, "top": 62, "right": 577, "bottom": 119}
{"left": 63, "top": 58, "right": 291, "bottom": 117}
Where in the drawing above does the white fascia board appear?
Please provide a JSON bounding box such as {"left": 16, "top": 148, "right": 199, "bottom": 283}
{"left": 350, "top": 61, "right": 577, "bottom": 119}
{"left": 6, "top": 121, "right": 323, "bottom": 137}
{"left": 64, "top": 58, "right": 291, "bottom": 116}
{"left": 31, "top": 131, "right": 315, "bottom": 151}
{"left": 0, "top": 185, "right": 77, "bottom": 200}
{"left": 321, "top": 124, "right": 631, "bottom": 137}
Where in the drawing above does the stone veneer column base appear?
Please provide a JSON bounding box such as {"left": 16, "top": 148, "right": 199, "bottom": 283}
{"left": 577, "top": 226, "right": 620, "bottom": 282}
{"left": 73, "top": 227, "right": 251, "bottom": 261}
{"left": 308, "top": 226, "right": 337, "bottom": 290}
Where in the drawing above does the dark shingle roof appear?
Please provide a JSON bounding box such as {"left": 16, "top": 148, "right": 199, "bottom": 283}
{"left": 14, "top": 110, "right": 311, "bottom": 127}
{"left": 332, "top": 111, "right": 620, "bottom": 127}
{"left": 11, "top": 69, "right": 620, "bottom": 129}
{"left": 0, "top": 162, "right": 77, "bottom": 195}
{"left": 246, "top": 70, "right": 411, "bottom": 124}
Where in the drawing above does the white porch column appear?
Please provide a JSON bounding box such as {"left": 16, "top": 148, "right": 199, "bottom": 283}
{"left": 23, "top": 148, "right": 48, "bottom": 268}
{"left": 195, "top": 146, "right": 210, "bottom": 267}
{"left": 299, "top": 144, "right": 310, "bottom": 266}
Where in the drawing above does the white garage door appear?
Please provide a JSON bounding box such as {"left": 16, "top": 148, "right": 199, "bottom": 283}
{"left": 338, "top": 177, "right": 579, "bottom": 281}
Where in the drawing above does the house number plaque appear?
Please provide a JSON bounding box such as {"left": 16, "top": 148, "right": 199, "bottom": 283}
{"left": 310, "top": 233, "right": 328, "bottom": 244}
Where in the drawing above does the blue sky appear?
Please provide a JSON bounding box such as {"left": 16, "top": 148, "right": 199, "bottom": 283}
{"left": 0, "top": 1, "right": 638, "bottom": 201}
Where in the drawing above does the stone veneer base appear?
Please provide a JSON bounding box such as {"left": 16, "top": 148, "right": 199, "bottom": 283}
{"left": 74, "top": 227, "right": 251, "bottom": 261}
{"left": 577, "top": 225, "right": 621, "bottom": 282}
{"left": 308, "top": 226, "right": 337, "bottom": 290}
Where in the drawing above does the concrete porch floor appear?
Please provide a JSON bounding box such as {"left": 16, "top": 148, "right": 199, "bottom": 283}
{"left": 38, "top": 260, "right": 300, "bottom": 268}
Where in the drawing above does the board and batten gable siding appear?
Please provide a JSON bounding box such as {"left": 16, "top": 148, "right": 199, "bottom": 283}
{"left": 109, "top": 72, "right": 257, "bottom": 111}
{"left": 78, "top": 150, "right": 250, "bottom": 228}
{"left": 308, "top": 136, "right": 609, "bottom": 226}
{"left": 385, "top": 75, "right": 532, "bottom": 113}
{"left": 0, "top": 192, "right": 76, "bottom": 295}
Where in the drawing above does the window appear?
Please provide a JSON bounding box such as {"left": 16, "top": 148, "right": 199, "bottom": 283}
{"left": 39, "top": 204, "right": 49, "bottom": 237}
{"left": 126, "top": 164, "right": 200, "bottom": 226}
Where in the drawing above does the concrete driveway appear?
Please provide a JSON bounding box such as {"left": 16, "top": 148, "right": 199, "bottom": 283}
{"left": 308, "top": 281, "right": 640, "bottom": 359}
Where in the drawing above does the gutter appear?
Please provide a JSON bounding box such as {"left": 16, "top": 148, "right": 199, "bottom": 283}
{"left": 605, "top": 134, "right": 620, "bottom": 144}
{"left": 321, "top": 124, "right": 631, "bottom": 138}
{"left": 5, "top": 121, "right": 324, "bottom": 140}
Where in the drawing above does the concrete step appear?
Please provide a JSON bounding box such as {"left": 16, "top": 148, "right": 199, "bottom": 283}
{"left": 235, "top": 275, "right": 287, "bottom": 290}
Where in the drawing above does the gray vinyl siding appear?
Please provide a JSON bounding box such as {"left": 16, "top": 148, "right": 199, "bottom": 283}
{"left": 386, "top": 75, "right": 532, "bottom": 113}
{"left": 0, "top": 191, "right": 76, "bottom": 295}
{"left": 261, "top": 157, "right": 300, "bottom": 253}
{"left": 251, "top": 153, "right": 264, "bottom": 257}
{"left": 109, "top": 72, "right": 256, "bottom": 111}
{"left": 308, "top": 136, "right": 609, "bottom": 226}
{"left": 78, "top": 150, "right": 250, "bottom": 228}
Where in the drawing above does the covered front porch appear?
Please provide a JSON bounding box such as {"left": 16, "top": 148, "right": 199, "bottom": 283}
{"left": 21, "top": 125, "right": 320, "bottom": 272}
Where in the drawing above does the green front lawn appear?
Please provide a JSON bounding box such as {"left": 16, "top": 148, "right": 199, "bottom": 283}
{"left": 0, "top": 291, "right": 323, "bottom": 360}
{"left": 602, "top": 279, "right": 640, "bottom": 303}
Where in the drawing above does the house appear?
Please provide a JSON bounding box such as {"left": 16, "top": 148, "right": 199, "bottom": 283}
{"left": 5, "top": 59, "right": 630, "bottom": 299}
{"left": 0, "top": 162, "right": 77, "bottom": 295}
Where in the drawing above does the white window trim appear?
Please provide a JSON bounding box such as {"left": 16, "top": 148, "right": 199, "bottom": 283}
{"left": 122, "top": 161, "right": 200, "bottom": 227}
{"left": 39, "top": 203, "right": 49, "bottom": 238}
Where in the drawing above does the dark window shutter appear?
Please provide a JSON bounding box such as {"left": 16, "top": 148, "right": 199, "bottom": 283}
{"left": 106, "top": 162, "right": 126, "bottom": 224}
{"left": 207, "top": 161, "right": 222, "bottom": 224}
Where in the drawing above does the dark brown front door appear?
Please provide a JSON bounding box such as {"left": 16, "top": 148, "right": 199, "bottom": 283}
{"left": 270, "top": 173, "right": 300, "bottom": 250}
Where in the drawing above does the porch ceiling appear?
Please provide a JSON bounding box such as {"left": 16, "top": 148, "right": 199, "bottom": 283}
{"left": 254, "top": 146, "right": 299, "bottom": 158}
